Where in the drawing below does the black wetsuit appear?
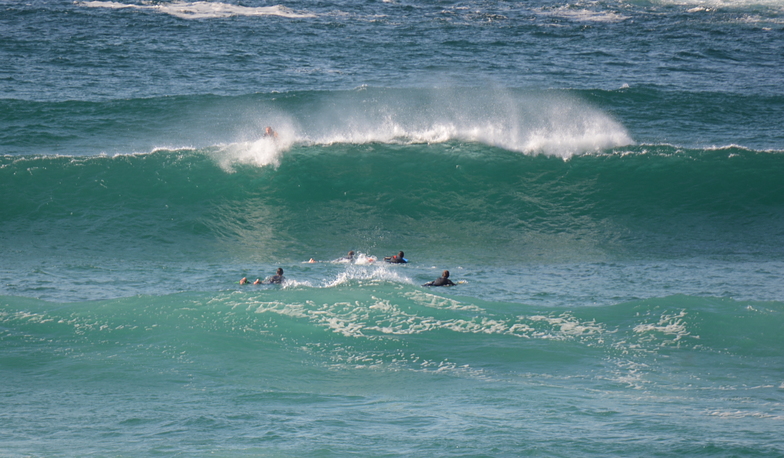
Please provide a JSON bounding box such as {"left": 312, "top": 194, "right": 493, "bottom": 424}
{"left": 423, "top": 277, "right": 455, "bottom": 287}
{"left": 267, "top": 275, "right": 285, "bottom": 284}
{"left": 384, "top": 256, "right": 407, "bottom": 264}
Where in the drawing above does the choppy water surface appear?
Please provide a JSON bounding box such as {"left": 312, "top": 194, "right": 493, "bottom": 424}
{"left": 1, "top": 0, "right": 783, "bottom": 456}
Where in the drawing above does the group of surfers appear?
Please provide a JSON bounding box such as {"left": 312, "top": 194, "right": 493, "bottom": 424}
{"left": 244, "top": 129, "right": 456, "bottom": 287}
{"left": 239, "top": 250, "right": 456, "bottom": 287}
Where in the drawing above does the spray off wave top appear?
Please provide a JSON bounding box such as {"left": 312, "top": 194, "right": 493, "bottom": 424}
{"left": 0, "top": 88, "right": 633, "bottom": 161}
{"left": 168, "top": 87, "right": 635, "bottom": 172}
{"left": 288, "top": 88, "right": 631, "bottom": 156}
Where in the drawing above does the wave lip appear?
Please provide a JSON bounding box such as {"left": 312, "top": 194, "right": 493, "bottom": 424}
{"left": 285, "top": 88, "right": 634, "bottom": 160}
{"left": 0, "top": 88, "right": 635, "bottom": 160}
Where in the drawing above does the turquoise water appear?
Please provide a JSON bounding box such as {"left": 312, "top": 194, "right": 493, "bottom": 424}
{"left": 3, "top": 291, "right": 783, "bottom": 456}
{"left": 2, "top": 1, "right": 784, "bottom": 456}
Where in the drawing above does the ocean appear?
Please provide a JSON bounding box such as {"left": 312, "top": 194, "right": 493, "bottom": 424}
{"left": 1, "top": 0, "right": 784, "bottom": 456}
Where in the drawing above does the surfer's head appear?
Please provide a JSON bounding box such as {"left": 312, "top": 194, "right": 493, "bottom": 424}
{"left": 442, "top": 270, "right": 450, "bottom": 278}
{"left": 277, "top": 268, "right": 283, "bottom": 275}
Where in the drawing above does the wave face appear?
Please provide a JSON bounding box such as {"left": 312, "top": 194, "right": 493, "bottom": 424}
{"left": 3, "top": 138, "right": 784, "bottom": 310}
{"left": 3, "top": 141, "right": 783, "bottom": 261}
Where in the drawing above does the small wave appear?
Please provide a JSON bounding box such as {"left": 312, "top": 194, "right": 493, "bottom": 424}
{"left": 657, "top": 0, "right": 784, "bottom": 9}
{"left": 537, "top": 6, "right": 630, "bottom": 23}
{"left": 79, "top": 1, "right": 316, "bottom": 20}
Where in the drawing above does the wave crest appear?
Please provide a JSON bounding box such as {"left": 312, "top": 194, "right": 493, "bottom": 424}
{"left": 79, "top": 1, "right": 316, "bottom": 19}
{"left": 288, "top": 88, "right": 633, "bottom": 159}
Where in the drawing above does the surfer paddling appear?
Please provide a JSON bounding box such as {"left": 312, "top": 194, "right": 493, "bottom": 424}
{"left": 266, "top": 267, "right": 285, "bottom": 284}
{"left": 384, "top": 251, "right": 407, "bottom": 263}
{"left": 239, "top": 267, "right": 285, "bottom": 285}
{"left": 423, "top": 270, "right": 456, "bottom": 287}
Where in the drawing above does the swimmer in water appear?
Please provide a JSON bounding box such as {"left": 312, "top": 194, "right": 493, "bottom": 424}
{"left": 384, "top": 251, "right": 407, "bottom": 264}
{"left": 423, "top": 270, "right": 456, "bottom": 287}
{"left": 266, "top": 267, "right": 285, "bottom": 284}
{"left": 263, "top": 126, "right": 278, "bottom": 138}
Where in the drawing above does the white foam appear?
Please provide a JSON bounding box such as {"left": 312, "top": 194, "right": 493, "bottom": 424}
{"left": 326, "top": 253, "right": 378, "bottom": 266}
{"left": 538, "top": 6, "right": 630, "bottom": 23}
{"left": 527, "top": 313, "right": 606, "bottom": 338}
{"left": 632, "top": 310, "right": 694, "bottom": 344}
{"left": 191, "top": 89, "right": 632, "bottom": 166}
{"left": 294, "top": 89, "right": 633, "bottom": 159}
{"left": 209, "top": 119, "right": 297, "bottom": 172}
{"left": 79, "top": 1, "right": 316, "bottom": 20}
{"left": 320, "top": 264, "right": 413, "bottom": 288}
{"left": 657, "top": 0, "right": 784, "bottom": 8}
{"left": 211, "top": 137, "right": 284, "bottom": 172}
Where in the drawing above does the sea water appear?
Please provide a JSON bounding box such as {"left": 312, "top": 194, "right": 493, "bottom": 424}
{"left": 1, "top": 1, "right": 784, "bottom": 456}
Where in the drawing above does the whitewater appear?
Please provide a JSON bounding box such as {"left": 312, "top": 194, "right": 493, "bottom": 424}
{"left": 2, "top": 0, "right": 784, "bottom": 457}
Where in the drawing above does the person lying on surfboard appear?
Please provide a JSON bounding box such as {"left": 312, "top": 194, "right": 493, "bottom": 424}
{"left": 384, "top": 251, "right": 407, "bottom": 263}
{"left": 239, "top": 267, "right": 285, "bottom": 285}
{"left": 307, "top": 251, "right": 358, "bottom": 263}
{"left": 266, "top": 267, "right": 285, "bottom": 284}
{"left": 423, "top": 270, "right": 456, "bottom": 287}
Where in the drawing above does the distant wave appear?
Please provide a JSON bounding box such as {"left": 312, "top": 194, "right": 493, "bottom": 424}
{"left": 79, "top": 1, "right": 316, "bottom": 19}
{"left": 656, "top": 0, "right": 784, "bottom": 9}
{"left": 535, "top": 6, "right": 630, "bottom": 23}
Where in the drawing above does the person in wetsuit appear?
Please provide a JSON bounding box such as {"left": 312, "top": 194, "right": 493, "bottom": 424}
{"left": 267, "top": 267, "right": 285, "bottom": 284}
{"left": 341, "top": 251, "right": 355, "bottom": 262}
{"left": 384, "top": 251, "right": 407, "bottom": 263}
{"left": 239, "top": 267, "right": 285, "bottom": 285}
{"left": 423, "top": 270, "right": 456, "bottom": 287}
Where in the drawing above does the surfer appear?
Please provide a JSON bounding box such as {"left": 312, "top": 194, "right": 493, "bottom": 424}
{"left": 384, "top": 251, "right": 407, "bottom": 263}
{"left": 239, "top": 267, "right": 285, "bottom": 285}
{"left": 263, "top": 126, "right": 278, "bottom": 138}
{"left": 340, "top": 251, "right": 355, "bottom": 262}
{"left": 266, "top": 267, "right": 285, "bottom": 284}
{"left": 423, "top": 270, "right": 456, "bottom": 287}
